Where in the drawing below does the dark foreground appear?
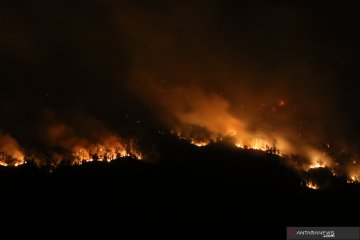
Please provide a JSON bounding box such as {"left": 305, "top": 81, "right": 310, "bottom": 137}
{"left": 1, "top": 140, "right": 359, "bottom": 239}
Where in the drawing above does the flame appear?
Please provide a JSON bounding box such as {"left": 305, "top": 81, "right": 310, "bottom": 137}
{"left": 146, "top": 85, "right": 360, "bottom": 187}
{"left": 174, "top": 130, "right": 215, "bottom": 148}
{"left": 44, "top": 122, "right": 143, "bottom": 166}
{"left": 71, "top": 138, "right": 142, "bottom": 166}
{"left": 0, "top": 161, "right": 8, "bottom": 167}
{"left": 306, "top": 149, "right": 331, "bottom": 170}
{"left": 278, "top": 99, "right": 285, "bottom": 107}
{"left": 0, "top": 133, "right": 25, "bottom": 167}
{"left": 179, "top": 129, "right": 360, "bottom": 188}
{"left": 347, "top": 175, "right": 358, "bottom": 183}
{"left": 346, "top": 165, "right": 360, "bottom": 183}
{"left": 0, "top": 121, "right": 144, "bottom": 169}
{"left": 235, "top": 137, "right": 273, "bottom": 152}
{"left": 306, "top": 181, "right": 319, "bottom": 190}
{"left": 180, "top": 130, "right": 339, "bottom": 172}
{"left": 190, "top": 140, "right": 209, "bottom": 147}
{"left": 173, "top": 128, "right": 360, "bottom": 187}
{"left": 308, "top": 163, "right": 324, "bottom": 169}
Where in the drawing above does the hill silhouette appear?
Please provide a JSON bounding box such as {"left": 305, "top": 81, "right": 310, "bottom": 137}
{"left": 0, "top": 134, "right": 359, "bottom": 239}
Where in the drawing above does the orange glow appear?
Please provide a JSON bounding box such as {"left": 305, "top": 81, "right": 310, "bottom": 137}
{"left": 71, "top": 138, "right": 142, "bottom": 165}
{"left": 173, "top": 126, "right": 358, "bottom": 187}
{"left": 347, "top": 175, "right": 358, "bottom": 184}
{"left": 44, "top": 122, "right": 143, "bottom": 166}
{"left": 306, "top": 181, "right": 319, "bottom": 190}
{"left": 346, "top": 164, "right": 360, "bottom": 184}
{"left": 0, "top": 161, "right": 8, "bottom": 167}
{"left": 308, "top": 163, "right": 325, "bottom": 169}
{"left": 0, "top": 124, "right": 143, "bottom": 168}
{"left": 252, "top": 138, "right": 271, "bottom": 151}
{"left": 190, "top": 140, "right": 209, "bottom": 147}
{"left": 303, "top": 148, "right": 332, "bottom": 171}
{"left": 0, "top": 134, "right": 25, "bottom": 167}
{"left": 235, "top": 137, "right": 273, "bottom": 152}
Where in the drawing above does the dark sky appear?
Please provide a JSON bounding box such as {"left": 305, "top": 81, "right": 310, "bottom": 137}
{"left": 1, "top": 1, "right": 359, "bottom": 160}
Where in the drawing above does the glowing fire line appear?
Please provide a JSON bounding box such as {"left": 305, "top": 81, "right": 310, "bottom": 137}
{"left": 0, "top": 134, "right": 143, "bottom": 168}
{"left": 175, "top": 131, "right": 358, "bottom": 188}
{"left": 306, "top": 181, "right": 319, "bottom": 190}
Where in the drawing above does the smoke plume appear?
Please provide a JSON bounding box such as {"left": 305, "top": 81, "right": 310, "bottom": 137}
{"left": 0, "top": 1, "right": 359, "bottom": 182}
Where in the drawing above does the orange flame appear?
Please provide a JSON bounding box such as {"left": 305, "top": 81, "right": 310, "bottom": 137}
{"left": 0, "top": 133, "right": 25, "bottom": 167}
{"left": 45, "top": 123, "right": 143, "bottom": 166}
{"left": 71, "top": 137, "right": 142, "bottom": 166}
{"left": 306, "top": 181, "right": 319, "bottom": 190}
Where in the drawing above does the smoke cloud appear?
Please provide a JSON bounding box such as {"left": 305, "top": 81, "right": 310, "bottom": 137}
{"left": 0, "top": 1, "right": 359, "bottom": 180}
{"left": 118, "top": 1, "right": 359, "bottom": 177}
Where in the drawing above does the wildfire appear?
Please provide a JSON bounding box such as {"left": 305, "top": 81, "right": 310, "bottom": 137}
{"left": 0, "top": 124, "right": 143, "bottom": 168}
{"left": 0, "top": 123, "right": 144, "bottom": 168}
{"left": 173, "top": 129, "right": 215, "bottom": 148}
{"left": 234, "top": 137, "right": 275, "bottom": 152}
{"left": 233, "top": 137, "right": 280, "bottom": 154}
{"left": 234, "top": 142, "right": 269, "bottom": 151}
{"left": 308, "top": 163, "right": 325, "bottom": 169}
{"left": 306, "top": 181, "right": 319, "bottom": 190}
{"left": 346, "top": 164, "right": 360, "bottom": 184}
{"left": 71, "top": 140, "right": 142, "bottom": 166}
{"left": 0, "top": 134, "right": 25, "bottom": 167}
{"left": 43, "top": 122, "right": 143, "bottom": 166}
{"left": 347, "top": 175, "right": 358, "bottom": 184}
{"left": 278, "top": 99, "right": 285, "bottom": 107}
{"left": 190, "top": 140, "right": 209, "bottom": 147}
{"left": 304, "top": 149, "right": 332, "bottom": 171}
{"left": 0, "top": 161, "right": 8, "bottom": 167}
{"left": 173, "top": 129, "right": 360, "bottom": 188}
